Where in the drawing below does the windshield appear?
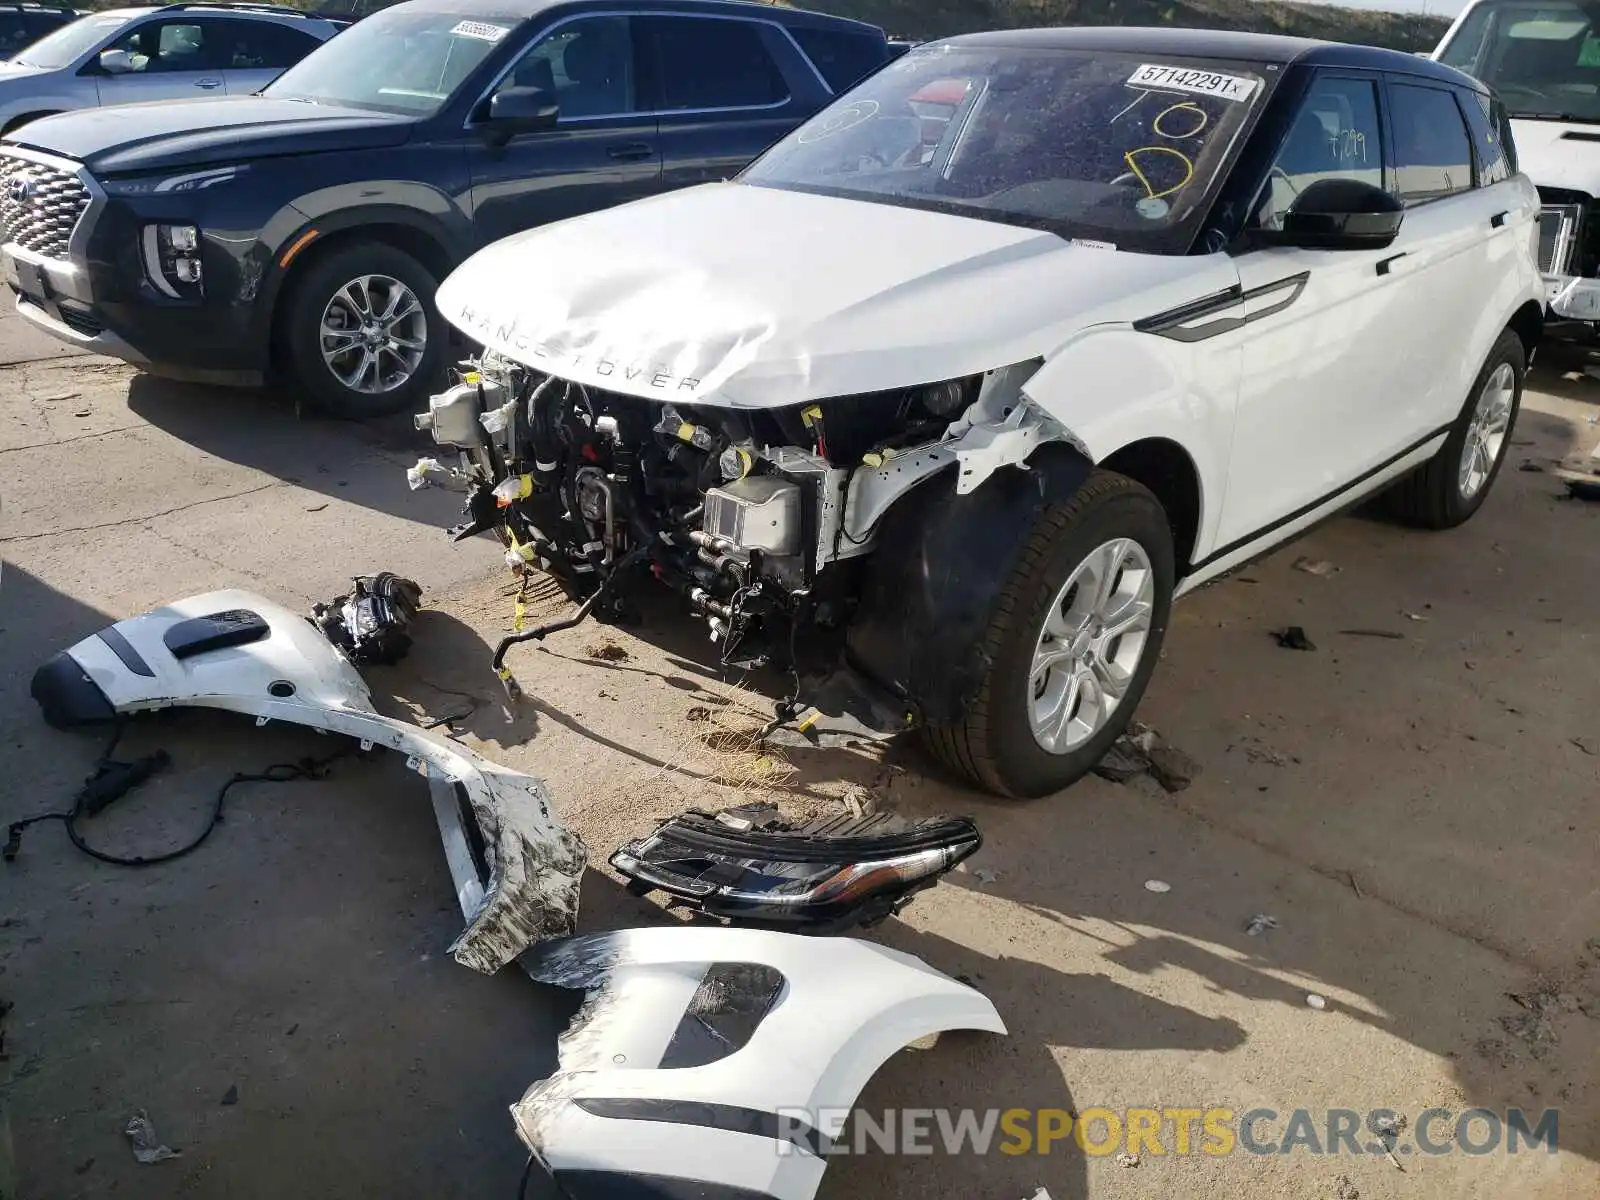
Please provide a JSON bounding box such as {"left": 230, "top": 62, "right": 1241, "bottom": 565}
{"left": 12, "top": 12, "right": 132, "bottom": 69}
{"left": 264, "top": 6, "right": 516, "bottom": 116}
{"left": 1436, "top": 0, "right": 1600, "bottom": 121}
{"left": 741, "top": 44, "right": 1272, "bottom": 252}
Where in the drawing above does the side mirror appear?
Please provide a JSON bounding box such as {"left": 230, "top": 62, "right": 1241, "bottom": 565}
{"left": 98, "top": 47, "right": 133, "bottom": 75}
{"left": 480, "top": 86, "right": 558, "bottom": 146}
{"left": 1277, "top": 178, "right": 1404, "bottom": 250}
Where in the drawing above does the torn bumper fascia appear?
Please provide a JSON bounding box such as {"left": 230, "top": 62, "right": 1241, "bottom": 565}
{"left": 516, "top": 926, "right": 1006, "bottom": 1200}
{"left": 837, "top": 365, "right": 1086, "bottom": 557}
{"left": 28, "top": 589, "right": 587, "bottom": 974}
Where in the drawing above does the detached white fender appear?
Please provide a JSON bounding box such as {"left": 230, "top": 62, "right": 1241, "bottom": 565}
{"left": 29, "top": 589, "right": 588, "bottom": 974}
{"left": 517, "top": 927, "right": 1007, "bottom": 1200}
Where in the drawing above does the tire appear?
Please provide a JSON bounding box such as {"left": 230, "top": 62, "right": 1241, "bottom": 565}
{"left": 923, "top": 469, "right": 1176, "bottom": 798}
{"left": 1379, "top": 329, "right": 1524, "bottom": 530}
{"left": 282, "top": 240, "right": 443, "bottom": 419}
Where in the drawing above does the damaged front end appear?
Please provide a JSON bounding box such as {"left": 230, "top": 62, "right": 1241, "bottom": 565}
{"left": 515, "top": 926, "right": 1006, "bottom": 1200}
{"left": 28, "top": 589, "right": 587, "bottom": 974}
{"left": 411, "top": 354, "right": 1071, "bottom": 735}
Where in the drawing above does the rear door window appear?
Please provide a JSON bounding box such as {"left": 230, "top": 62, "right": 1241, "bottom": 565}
{"left": 1387, "top": 81, "right": 1476, "bottom": 204}
{"left": 211, "top": 18, "right": 323, "bottom": 70}
{"left": 788, "top": 26, "right": 884, "bottom": 92}
{"left": 641, "top": 16, "right": 788, "bottom": 110}
{"left": 1461, "top": 88, "right": 1514, "bottom": 184}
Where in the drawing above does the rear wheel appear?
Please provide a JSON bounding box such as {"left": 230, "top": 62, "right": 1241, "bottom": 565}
{"left": 282, "top": 240, "right": 442, "bottom": 419}
{"left": 923, "top": 470, "right": 1175, "bottom": 798}
{"left": 1379, "top": 329, "right": 1523, "bottom": 529}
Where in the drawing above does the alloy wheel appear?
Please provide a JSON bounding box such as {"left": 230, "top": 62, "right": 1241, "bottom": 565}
{"left": 1027, "top": 537, "right": 1154, "bottom": 755}
{"left": 1458, "top": 361, "right": 1514, "bottom": 501}
{"left": 319, "top": 274, "right": 428, "bottom": 395}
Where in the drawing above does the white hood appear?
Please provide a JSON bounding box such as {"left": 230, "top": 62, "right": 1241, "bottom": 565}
{"left": 436, "top": 183, "right": 1214, "bottom": 409}
{"left": 1510, "top": 119, "right": 1600, "bottom": 195}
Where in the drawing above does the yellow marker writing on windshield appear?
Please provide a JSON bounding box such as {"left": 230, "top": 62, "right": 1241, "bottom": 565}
{"left": 1124, "top": 146, "right": 1195, "bottom": 201}
{"left": 1153, "top": 102, "right": 1208, "bottom": 140}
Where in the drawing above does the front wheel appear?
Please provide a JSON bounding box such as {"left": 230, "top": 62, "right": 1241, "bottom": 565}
{"left": 282, "top": 240, "right": 443, "bottom": 419}
{"left": 923, "top": 470, "right": 1176, "bottom": 798}
{"left": 1379, "top": 329, "right": 1524, "bottom": 529}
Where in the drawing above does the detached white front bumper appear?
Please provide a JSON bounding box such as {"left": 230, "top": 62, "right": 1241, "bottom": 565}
{"left": 29, "top": 589, "right": 588, "bottom": 974}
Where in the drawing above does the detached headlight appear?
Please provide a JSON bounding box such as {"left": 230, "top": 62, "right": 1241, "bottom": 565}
{"left": 101, "top": 165, "right": 244, "bottom": 197}
{"left": 141, "top": 223, "right": 203, "bottom": 299}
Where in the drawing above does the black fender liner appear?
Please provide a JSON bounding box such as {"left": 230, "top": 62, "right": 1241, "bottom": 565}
{"left": 845, "top": 445, "right": 1094, "bottom": 725}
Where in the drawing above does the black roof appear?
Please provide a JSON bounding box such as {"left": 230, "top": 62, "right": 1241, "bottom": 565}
{"left": 938, "top": 26, "right": 1484, "bottom": 92}
{"left": 382, "top": 0, "right": 883, "bottom": 35}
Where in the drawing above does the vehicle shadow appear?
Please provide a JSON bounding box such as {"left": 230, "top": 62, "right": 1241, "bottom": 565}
{"left": 364, "top": 602, "right": 851, "bottom": 801}
{"left": 123, "top": 374, "right": 461, "bottom": 529}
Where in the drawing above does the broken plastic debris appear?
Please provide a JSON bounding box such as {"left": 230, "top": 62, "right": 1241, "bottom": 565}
{"left": 310, "top": 573, "right": 423, "bottom": 666}
{"left": 1147, "top": 744, "right": 1198, "bottom": 793}
{"left": 406, "top": 457, "right": 470, "bottom": 491}
{"left": 1291, "top": 556, "right": 1339, "bottom": 577}
{"left": 1093, "top": 721, "right": 1198, "bottom": 792}
{"left": 1144, "top": 879, "right": 1171, "bottom": 894}
{"left": 1024, "top": 1189, "right": 1054, "bottom": 1200}
{"left": 1272, "top": 626, "right": 1316, "bottom": 651}
{"left": 1115, "top": 1151, "right": 1141, "bottom": 1167}
{"left": 1305, "top": 993, "right": 1328, "bottom": 1010}
{"left": 972, "top": 867, "right": 999, "bottom": 885}
{"left": 1244, "top": 914, "right": 1278, "bottom": 936}
{"left": 124, "top": 1110, "right": 180, "bottom": 1164}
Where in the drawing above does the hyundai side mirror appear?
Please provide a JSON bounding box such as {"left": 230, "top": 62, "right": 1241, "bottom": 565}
{"left": 1275, "top": 178, "right": 1404, "bottom": 251}
{"left": 480, "top": 86, "right": 558, "bottom": 147}
{"left": 98, "top": 47, "right": 134, "bottom": 75}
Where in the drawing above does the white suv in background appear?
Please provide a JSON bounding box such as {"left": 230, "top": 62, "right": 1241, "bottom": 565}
{"left": 0, "top": 1, "right": 339, "bottom": 135}
{"left": 1433, "top": 0, "right": 1600, "bottom": 332}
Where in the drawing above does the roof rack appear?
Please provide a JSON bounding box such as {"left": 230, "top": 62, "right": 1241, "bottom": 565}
{"left": 152, "top": 2, "right": 330, "bottom": 17}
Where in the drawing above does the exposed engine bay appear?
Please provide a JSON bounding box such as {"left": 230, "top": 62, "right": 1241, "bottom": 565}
{"left": 412, "top": 352, "right": 1060, "bottom": 721}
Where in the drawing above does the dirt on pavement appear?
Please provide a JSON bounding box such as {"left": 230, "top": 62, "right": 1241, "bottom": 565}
{"left": 1, "top": 321, "right": 1598, "bottom": 1200}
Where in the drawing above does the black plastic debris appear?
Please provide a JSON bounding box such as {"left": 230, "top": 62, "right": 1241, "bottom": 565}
{"left": 1092, "top": 721, "right": 1200, "bottom": 794}
{"left": 311, "top": 573, "right": 423, "bottom": 666}
{"left": 610, "top": 807, "right": 981, "bottom": 933}
{"left": 1271, "top": 626, "right": 1316, "bottom": 651}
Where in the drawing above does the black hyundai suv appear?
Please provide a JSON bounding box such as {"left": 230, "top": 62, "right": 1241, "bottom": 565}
{"left": 0, "top": 0, "right": 892, "bottom": 415}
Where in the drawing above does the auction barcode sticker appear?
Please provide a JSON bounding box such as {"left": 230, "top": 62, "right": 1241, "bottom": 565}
{"left": 1126, "top": 64, "right": 1259, "bottom": 102}
{"left": 452, "top": 20, "right": 510, "bottom": 41}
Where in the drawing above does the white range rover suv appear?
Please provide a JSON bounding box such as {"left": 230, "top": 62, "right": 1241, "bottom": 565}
{"left": 417, "top": 27, "right": 1546, "bottom": 798}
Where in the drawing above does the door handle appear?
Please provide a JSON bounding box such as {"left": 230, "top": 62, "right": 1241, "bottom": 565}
{"left": 605, "top": 142, "right": 653, "bottom": 162}
{"left": 1376, "top": 252, "right": 1407, "bottom": 277}
{"left": 1489, "top": 210, "right": 1510, "bottom": 229}
{"left": 194, "top": 77, "right": 223, "bottom": 89}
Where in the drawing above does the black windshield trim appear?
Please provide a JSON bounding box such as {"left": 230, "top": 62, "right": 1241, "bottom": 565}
{"left": 741, "top": 178, "right": 1084, "bottom": 241}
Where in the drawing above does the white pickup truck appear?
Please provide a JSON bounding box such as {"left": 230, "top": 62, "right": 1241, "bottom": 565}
{"left": 1435, "top": 0, "right": 1600, "bottom": 332}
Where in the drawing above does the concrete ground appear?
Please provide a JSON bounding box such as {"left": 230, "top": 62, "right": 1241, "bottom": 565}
{"left": 1, "top": 305, "right": 1598, "bottom": 1200}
